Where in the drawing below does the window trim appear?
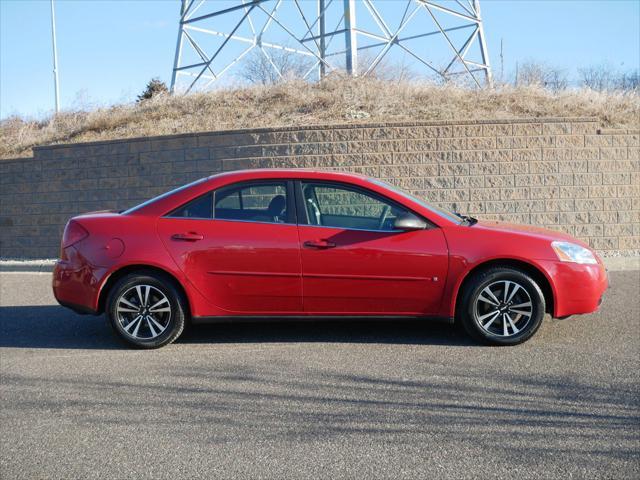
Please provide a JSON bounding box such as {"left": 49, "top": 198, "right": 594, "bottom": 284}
{"left": 294, "top": 180, "right": 433, "bottom": 232}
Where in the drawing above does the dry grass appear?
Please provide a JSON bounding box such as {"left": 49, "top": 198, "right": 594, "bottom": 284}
{"left": 2, "top": 77, "right": 639, "bottom": 159}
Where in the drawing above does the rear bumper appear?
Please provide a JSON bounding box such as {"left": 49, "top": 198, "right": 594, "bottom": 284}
{"left": 52, "top": 247, "right": 106, "bottom": 315}
{"left": 538, "top": 259, "right": 609, "bottom": 318}
{"left": 56, "top": 298, "right": 99, "bottom": 316}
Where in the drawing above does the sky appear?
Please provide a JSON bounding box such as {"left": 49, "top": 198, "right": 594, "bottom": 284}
{"left": 1, "top": 0, "right": 639, "bottom": 119}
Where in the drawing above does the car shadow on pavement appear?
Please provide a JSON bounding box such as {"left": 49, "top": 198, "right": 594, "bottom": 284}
{"left": 179, "top": 319, "right": 475, "bottom": 347}
{"left": 0, "top": 305, "right": 475, "bottom": 349}
{"left": 0, "top": 306, "right": 124, "bottom": 350}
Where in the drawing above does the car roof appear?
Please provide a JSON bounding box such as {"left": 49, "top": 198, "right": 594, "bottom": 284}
{"left": 125, "top": 169, "right": 370, "bottom": 215}
{"left": 206, "top": 168, "right": 369, "bottom": 182}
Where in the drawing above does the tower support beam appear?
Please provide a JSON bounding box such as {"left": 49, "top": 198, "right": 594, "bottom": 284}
{"left": 170, "top": 0, "right": 189, "bottom": 93}
{"left": 343, "top": 0, "right": 357, "bottom": 75}
{"left": 318, "top": 0, "right": 326, "bottom": 78}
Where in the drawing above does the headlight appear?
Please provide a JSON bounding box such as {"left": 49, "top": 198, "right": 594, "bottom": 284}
{"left": 551, "top": 241, "right": 598, "bottom": 265}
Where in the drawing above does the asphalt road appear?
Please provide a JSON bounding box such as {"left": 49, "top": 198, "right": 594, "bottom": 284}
{"left": 1, "top": 271, "right": 639, "bottom": 479}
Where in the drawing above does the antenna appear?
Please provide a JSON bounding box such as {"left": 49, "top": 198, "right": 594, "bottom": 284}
{"left": 500, "top": 37, "right": 504, "bottom": 84}
{"left": 170, "top": 0, "right": 493, "bottom": 93}
{"left": 50, "top": 0, "right": 60, "bottom": 113}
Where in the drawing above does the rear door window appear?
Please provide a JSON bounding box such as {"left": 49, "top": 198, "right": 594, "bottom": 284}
{"left": 214, "top": 182, "right": 291, "bottom": 224}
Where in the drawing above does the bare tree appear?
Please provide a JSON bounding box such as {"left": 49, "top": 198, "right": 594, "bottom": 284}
{"left": 544, "top": 68, "right": 569, "bottom": 92}
{"left": 515, "top": 61, "right": 567, "bottom": 91}
{"left": 578, "top": 65, "right": 640, "bottom": 92}
{"left": 239, "top": 48, "right": 313, "bottom": 85}
{"left": 616, "top": 70, "right": 639, "bottom": 91}
{"left": 356, "top": 51, "right": 416, "bottom": 82}
{"left": 578, "top": 65, "right": 616, "bottom": 91}
{"left": 516, "top": 61, "right": 545, "bottom": 86}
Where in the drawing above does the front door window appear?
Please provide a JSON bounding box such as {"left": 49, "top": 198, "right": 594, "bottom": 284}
{"left": 301, "top": 182, "right": 408, "bottom": 231}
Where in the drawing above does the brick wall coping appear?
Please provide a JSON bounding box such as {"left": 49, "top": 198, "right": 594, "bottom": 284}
{"left": 31, "top": 117, "right": 600, "bottom": 154}
{"left": 1, "top": 157, "right": 29, "bottom": 163}
{"left": 599, "top": 128, "right": 640, "bottom": 135}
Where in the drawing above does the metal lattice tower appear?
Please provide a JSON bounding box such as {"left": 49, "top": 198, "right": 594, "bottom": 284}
{"left": 170, "top": 0, "right": 492, "bottom": 93}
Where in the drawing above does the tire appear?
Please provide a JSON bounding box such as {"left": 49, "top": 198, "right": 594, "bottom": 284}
{"left": 457, "top": 267, "right": 546, "bottom": 346}
{"left": 106, "top": 271, "right": 187, "bottom": 349}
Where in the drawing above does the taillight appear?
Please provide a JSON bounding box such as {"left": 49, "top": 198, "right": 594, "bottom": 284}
{"left": 62, "top": 221, "right": 89, "bottom": 249}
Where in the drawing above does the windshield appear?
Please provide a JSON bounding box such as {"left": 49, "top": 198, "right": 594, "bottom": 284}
{"left": 122, "top": 177, "right": 208, "bottom": 214}
{"left": 367, "top": 178, "right": 463, "bottom": 224}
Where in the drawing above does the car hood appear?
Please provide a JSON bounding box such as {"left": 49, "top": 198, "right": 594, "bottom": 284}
{"left": 473, "top": 220, "right": 588, "bottom": 246}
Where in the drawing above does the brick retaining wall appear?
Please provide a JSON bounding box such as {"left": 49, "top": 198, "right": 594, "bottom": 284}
{"left": 1, "top": 118, "right": 638, "bottom": 258}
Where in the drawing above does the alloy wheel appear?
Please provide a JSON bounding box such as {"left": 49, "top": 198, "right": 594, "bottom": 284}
{"left": 474, "top": 280, "right": 533, "bottom": 337}
{"left": 116, "top": 284, "right": 172, "bottom": 340}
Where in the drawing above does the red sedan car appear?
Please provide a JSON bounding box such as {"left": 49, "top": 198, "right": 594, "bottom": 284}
{"left": 53, "top": 169, "right": 608, "bottom": 348}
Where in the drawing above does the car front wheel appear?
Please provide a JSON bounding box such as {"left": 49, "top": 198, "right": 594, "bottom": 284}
{"left": 106, "top": 272, "right": 186, "bottom": 348}
{"left": 458, "top": 267, "right": 546, "bottom": 346}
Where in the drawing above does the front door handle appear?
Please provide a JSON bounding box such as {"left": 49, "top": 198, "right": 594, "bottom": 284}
{"left": 171, "top": 232, "right": 204, "bottom": 242}
{"left": 303, "top": 239, "right": 336, "bottom": 249}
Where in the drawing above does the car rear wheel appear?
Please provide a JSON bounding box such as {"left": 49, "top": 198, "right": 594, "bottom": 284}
{"left": 106, "top": 272, "right": 186, "bottom": 348}
{"left": 458, "top": 267, "right": 546, "bottom": 346}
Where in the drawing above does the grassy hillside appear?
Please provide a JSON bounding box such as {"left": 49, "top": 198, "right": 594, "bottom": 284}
{"left": 2, "top": 77, "right": 638, "bottom": 159}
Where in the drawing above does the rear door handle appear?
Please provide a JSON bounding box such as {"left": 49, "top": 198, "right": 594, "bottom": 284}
{"left": 303, "top": 239, "right": 336, "bottom": 249}
{"left": 171, "top": 232, "right": 204, "bottom": 242}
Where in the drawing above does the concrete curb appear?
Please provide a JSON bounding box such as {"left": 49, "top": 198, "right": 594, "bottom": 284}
{"left": 0, "top": 257, "right": 638, "bottom": 273}
{"left": 0, "top": 259, "right": 57, "bottom": 273}
{"left": 602, "top": 256, "right": 640, "bottom": 272}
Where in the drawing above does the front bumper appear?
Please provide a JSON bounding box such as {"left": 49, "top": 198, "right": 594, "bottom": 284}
{"left": 538, "top": 259, "right": 609, "bottom": 318}
{"left": 52, "top": 247, "right": 106, "bottom": 315}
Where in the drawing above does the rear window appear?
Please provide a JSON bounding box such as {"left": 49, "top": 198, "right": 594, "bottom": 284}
{"left": 168, "top": 193, "right": 213, "bottom": 219}
{"left": 122, "top": 177, "right": 208, "bottom": 215}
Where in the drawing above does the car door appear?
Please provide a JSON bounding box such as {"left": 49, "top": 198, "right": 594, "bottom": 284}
{"left": 157, "top": 180, "right": 303, "bottom": 315}
{"left": 295, "top": 181, "right": 448, "bottom": 315}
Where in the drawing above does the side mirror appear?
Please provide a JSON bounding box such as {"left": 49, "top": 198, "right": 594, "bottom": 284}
{"left": 393, "top": 213, "right": 427, "bottom": 231}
